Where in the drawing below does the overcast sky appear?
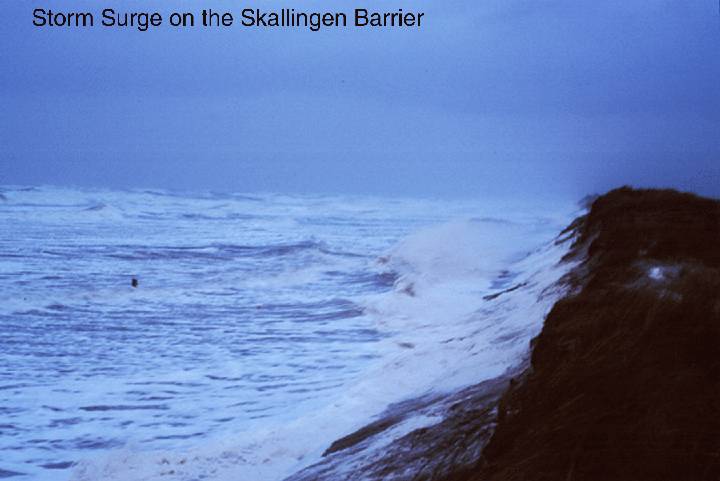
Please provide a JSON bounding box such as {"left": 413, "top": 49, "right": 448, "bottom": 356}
{"left": 1, "top": 0, "right": 719, "bottom": 199}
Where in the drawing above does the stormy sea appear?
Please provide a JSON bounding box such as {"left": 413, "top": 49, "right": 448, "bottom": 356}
{"left": 0, "top": 186, "right": 577, "bottom": 480}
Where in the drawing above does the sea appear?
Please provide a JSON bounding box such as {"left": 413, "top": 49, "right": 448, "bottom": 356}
{"left": 0, "top": 186, "right": 575, "bottom": 480}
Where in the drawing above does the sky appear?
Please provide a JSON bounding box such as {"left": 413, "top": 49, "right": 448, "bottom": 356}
{"left": 1, "top": 0, "right": 719, "bottom": 199}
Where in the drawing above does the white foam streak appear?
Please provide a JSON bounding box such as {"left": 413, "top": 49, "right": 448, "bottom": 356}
{"left": 71, "top": 218, "right": 574, "bottom": 481}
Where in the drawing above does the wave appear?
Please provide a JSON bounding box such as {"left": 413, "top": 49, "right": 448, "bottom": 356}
{"left": 67, "top": 216, "right": 573, "bottom": 481}
{"left": 82, "top": 202, "right": 107, "bottom": 212}
{"left": 100, "top": 241, "right": 360, "bottom": 262}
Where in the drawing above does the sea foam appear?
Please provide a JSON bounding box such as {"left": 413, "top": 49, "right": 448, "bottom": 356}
{"left": 0, "top": 186, "right": 574, "bottom": 481}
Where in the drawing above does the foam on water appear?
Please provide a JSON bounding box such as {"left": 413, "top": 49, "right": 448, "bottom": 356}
{"left": 0, "top": 186, "right": 575, "bottom": 480}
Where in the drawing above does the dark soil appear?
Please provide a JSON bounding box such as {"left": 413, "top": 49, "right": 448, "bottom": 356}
{"left": 473, "top": 187, "right": 720, "bottom": 481}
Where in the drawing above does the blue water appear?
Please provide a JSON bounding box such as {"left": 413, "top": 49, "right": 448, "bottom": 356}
{"left": 0, "top": 186, "right": 571, "bottom": 480}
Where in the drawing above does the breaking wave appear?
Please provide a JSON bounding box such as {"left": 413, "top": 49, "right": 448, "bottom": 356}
{"left": 0, "top": 186, "right": 574, "bottom": 481}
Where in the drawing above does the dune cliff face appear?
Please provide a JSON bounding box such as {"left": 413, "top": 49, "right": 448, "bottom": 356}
{"left": 287, "top": 187, "right": 720, "bottom": 481}
{"left": 476, "top": 187, "right": 720, "bottom": 481}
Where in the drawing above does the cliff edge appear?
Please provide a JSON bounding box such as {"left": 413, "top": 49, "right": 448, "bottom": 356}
{"left": 474, "top": 187, "right": 720, "bottom": 481}
{"left": 287, "top": 187, "right": 720, "bottom": 481}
